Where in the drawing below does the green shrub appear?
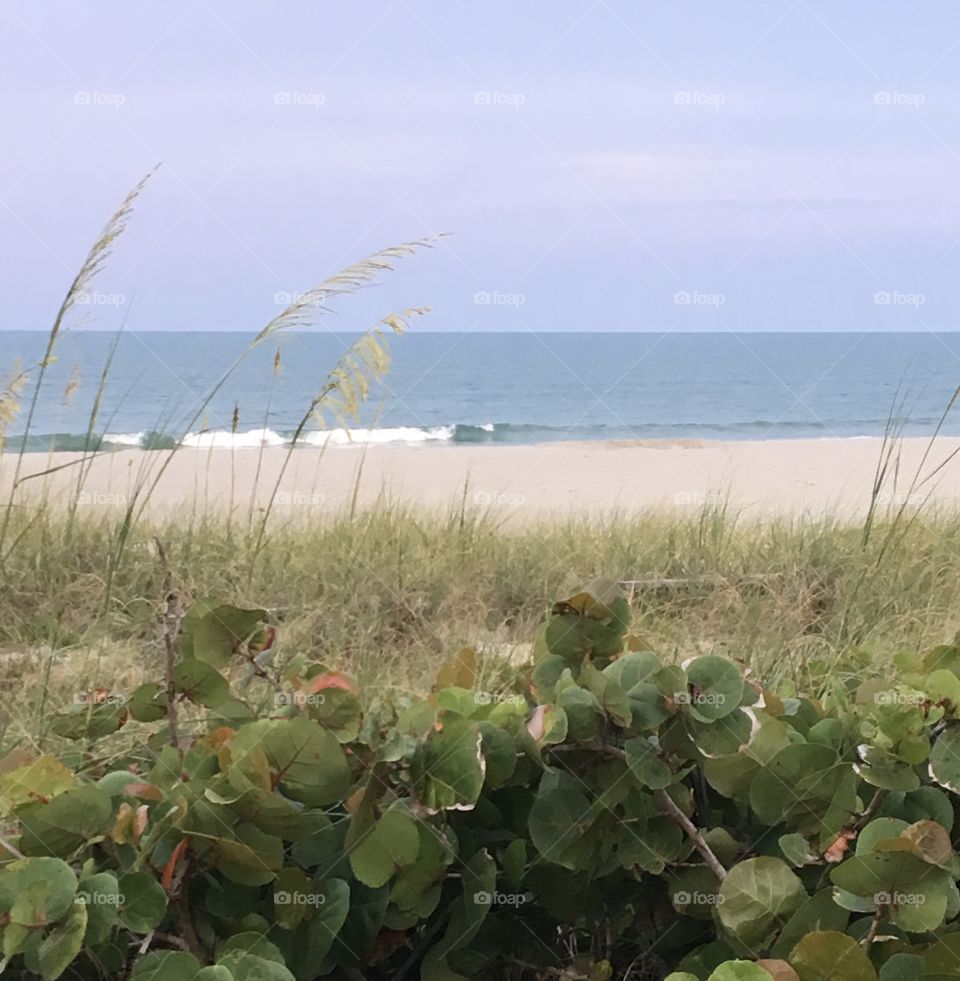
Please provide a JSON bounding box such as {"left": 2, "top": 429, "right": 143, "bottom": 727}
{"left": 4, "top": 578, "right": 960, "bottom": 980}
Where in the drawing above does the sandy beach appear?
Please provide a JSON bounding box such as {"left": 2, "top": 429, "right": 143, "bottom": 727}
{"left": 5, "top": 436, "right": 960, "bottom": 522}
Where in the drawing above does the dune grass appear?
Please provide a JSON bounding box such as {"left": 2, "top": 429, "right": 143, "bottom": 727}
{"left": 4, "top": 495, "right": 960, "bottom": 754}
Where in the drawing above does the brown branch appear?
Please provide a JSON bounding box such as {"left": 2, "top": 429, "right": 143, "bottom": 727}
{"left": 156, "top": 538, "right": 182, "bottom": 751}
{"left": 654, "top": 789, "right": 727, "bottom": 880}
{"left": 852, "top": 789, "right": 888, "bottom": 833}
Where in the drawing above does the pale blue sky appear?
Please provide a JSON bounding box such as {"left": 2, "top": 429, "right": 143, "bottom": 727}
{"left": 2, "top": 1, "right": 960, "bottom": 331}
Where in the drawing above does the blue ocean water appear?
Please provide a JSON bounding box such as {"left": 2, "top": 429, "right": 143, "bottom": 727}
{"left": 4, "top": 331, "right": 960, "bottom": 451}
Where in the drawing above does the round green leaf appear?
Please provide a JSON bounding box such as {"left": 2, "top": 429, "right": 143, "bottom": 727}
{"left": 528, "top": 788, "right": 593, "bottom": 869}
{"left": 413, "top": 716, "right": 485, "bottom": 812}
{"left": 130, "top": 951, "right": 203, "bottom": 981}
{"left": 789, "top": 930, "right": 878, "bottom": 981}
{"left": 174, "top": 660, "right": 230, "bottom": 708}
{"left": 684, "top": 655, "right": 744, "bottom": 721}
{"left": 118, "top": 871, "right": 168, "bottom": 933}
{"left": 707, "top": 964, "right": 776, "bottom": 981}
{"left": 349, "top": 807, "right": 420, "bottom": 888}
{"left": 717, "top": 857, "right": 807, "bottom": 948}
{"left": 929, "top": 724, "right": 960, "bottom": 792}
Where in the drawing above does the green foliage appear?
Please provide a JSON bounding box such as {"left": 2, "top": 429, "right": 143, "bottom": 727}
{"left": 11, "top": 581, "right": 960, "bottom": 979}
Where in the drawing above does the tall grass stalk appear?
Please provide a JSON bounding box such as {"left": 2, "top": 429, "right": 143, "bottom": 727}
{"left": 0, "top": 169, "right": 156, "bottom": 563}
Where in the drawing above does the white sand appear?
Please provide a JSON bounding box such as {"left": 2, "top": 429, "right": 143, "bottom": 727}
{"left": 4, "top": 437, "right": 960, "bottom": 522}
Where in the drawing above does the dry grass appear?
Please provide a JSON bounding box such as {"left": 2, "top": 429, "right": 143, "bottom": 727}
{"left": 3, "top": 498, "right": 960, "bottom": 754}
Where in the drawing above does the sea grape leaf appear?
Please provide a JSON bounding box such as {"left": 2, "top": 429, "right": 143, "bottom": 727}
{"left": 413, "top": 716, "right": 485, "bottom": 812}
{"left": 130, "top": 951, "right": 203, "bottom": 981}
{"left": 30, "top": 898, "right": 87, "bottom": 981}
{"left": 184, "top": 601, "right": 267, "bottom": 667}
{"left": 528, "top": 788, "right": 594, "bottom": 869}
{"left": 17, "top": 784, "right": 114, "bottom": 856}
{"left": 117, "top": 871, "right": 168, "bottom": 933}
{"left": 421, "top": 849, "right": 496, "bottom": 977}
{"left": 77, "top": 871, "right": 122, "bottom": 945}
{"left": 557, "top": 577, "right": 622, "bottom": 620}
{"left": 226, "top": 717, "right": 351, "bottom": 807}
{"left": 0, "top": 754, "right": 75, "bottom": 815}
{"left": 128, "top": 682, "right": 168, "bottom": 722}
{"left": 929, "top": 724, "right": 960, "bottom": 792}
{"left": 717, "top": 857, "right": 807, "bottom": 948}
{"left": 789, "top": 930, "right": 878, "bottom": 981}
{"left": 349, "top": 806, "right": 420, "bottom": 888}
{"left": 625, "top": 736, "right": 673, "bottom": 790}
{"left": 174, "top": 659, "right": 230, "bottom": 708}
{"left": 683, "top": 655, "right": 745, "bottom": 722}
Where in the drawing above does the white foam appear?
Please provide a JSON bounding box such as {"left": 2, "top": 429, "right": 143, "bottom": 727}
{"left": 103, "top": 432, "right": 144, "bottom": 446}
{"left": 302, "top": 425, "right": 455, "bottom": 447}
{"left": 181, "top": 427, "right": 288, "bottom": 449}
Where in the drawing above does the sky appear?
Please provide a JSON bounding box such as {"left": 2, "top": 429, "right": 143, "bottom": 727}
{"left": 2, "top": 1, "right": 960, "bottom": 332}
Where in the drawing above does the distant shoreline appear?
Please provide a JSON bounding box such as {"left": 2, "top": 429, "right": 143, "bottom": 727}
{"left": 6, "top": 436, "right": 960, "bottom": 521}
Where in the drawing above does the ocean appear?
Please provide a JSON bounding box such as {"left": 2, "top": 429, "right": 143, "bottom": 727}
{"left": 4, "top": 330, "right": 960, "bottom": 451}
